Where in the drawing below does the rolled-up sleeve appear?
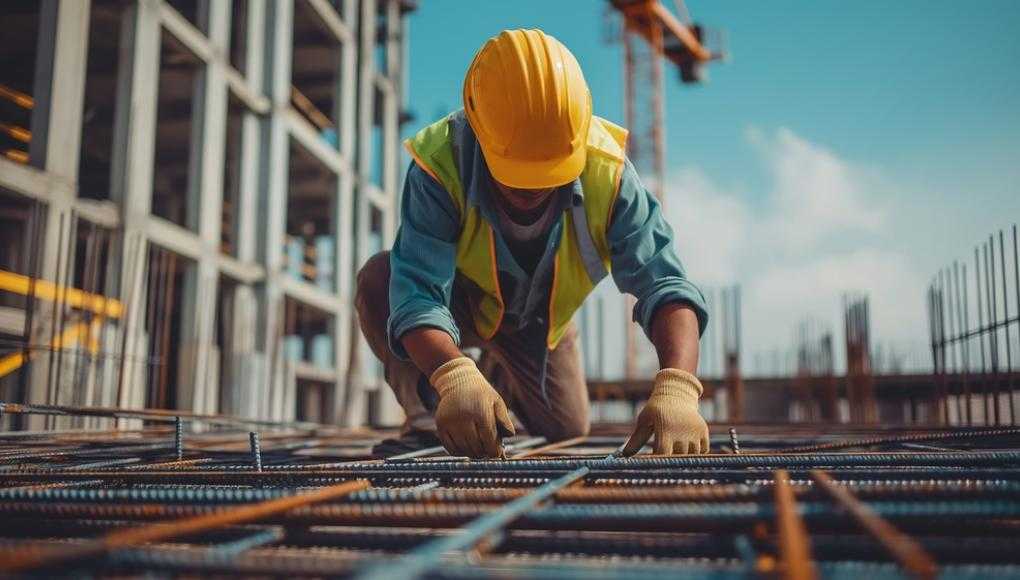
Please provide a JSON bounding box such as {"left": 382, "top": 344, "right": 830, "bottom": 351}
{"left": 607, "top": 159, "right": 709, "bottom": 337}
{"left": 387, "top": 163, "right": 462, "bottom": 359}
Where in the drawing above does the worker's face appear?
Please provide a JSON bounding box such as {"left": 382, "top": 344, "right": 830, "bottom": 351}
{"left": 493, "top": 181, "right": 557, "bottom": 212}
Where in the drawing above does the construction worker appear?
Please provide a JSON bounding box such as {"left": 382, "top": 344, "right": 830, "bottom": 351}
{"left": 356, "top": 29, "right": 709, "bottom": 458}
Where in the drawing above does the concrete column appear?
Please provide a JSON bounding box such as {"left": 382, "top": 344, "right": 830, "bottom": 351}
{"left": 255, "top": 0, "right": 294, "bottom": 419}
{"left": 22, "top": 0, "right": 92, "bottom": 429}
{"left": 109, "top": 0, "right": 163, "bottom": 421}
{"left": 178, "top": 0, "right": 229, "bottom": 413}
{"left": 219, "top": 0, "right": 267, "bottom": 417}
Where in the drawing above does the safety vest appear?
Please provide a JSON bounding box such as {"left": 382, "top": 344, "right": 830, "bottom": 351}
{"left": 403, "top": 111, "right": 628, "bottom": 349}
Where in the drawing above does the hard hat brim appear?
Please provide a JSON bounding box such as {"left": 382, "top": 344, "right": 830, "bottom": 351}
{"left": 481, "top": 141, "right": 587, "bottom": 190}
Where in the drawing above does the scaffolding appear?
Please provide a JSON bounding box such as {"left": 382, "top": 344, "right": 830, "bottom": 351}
{"left": 0, "top": 0, "right": 414, "bottom": 431}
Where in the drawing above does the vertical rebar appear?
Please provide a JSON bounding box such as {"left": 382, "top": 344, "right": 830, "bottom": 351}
{"left": 249, "top": 432, "right": 262, "bottom": 472}
{"left": 1013, "top": 225, "right": 1020, "bottom": 425}
{"left": 945, "top": 267, "right": 958, "bottom": 424}
{"left": 1000, "top": 229, "right": 1014, "bottom": 424}
{"left": 975, "top": 247, "right": 987, "bottom": 424}
{"left": 174, "top": 416, "right": 183, "bottom": 461}
{"left": 927, "top": 285, "right": 940, "bottom": 424}
{"left": 728, "top": 427, "right": 740, "bottom": 454}
{"left": 953, "top": 262, "right": 969, "bottom": 425}
{"left": 934, "top": 277, "right": 948, "bottom": 424}
{"left": 985, "top": 241, "right": 999, "bottom": 424}
{"left": 962, "top": 263, "right": 972, "bottom": 425}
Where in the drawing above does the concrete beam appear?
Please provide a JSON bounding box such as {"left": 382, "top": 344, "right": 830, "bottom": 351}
{"left": 305, "top": 0, "right": 355, "bottom": 44}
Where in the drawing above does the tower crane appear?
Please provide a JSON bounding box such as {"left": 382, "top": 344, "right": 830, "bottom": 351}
{"left": 606, "top": 0, "right": 726, "bottom": 379}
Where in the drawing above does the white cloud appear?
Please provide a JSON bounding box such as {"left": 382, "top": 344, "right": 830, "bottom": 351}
{"left": 667, "top": 167, "right": 748, "bottom": 285}
{"left": 748, "top": 127, "right": 887, "bottom": 252}
{"left": 664, "top": 127, "right": 928, "bottom": 375}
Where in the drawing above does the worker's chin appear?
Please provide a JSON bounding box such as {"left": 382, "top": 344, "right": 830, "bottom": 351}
{"left": 503, "top": 196, "right": 549, "bottom": 211}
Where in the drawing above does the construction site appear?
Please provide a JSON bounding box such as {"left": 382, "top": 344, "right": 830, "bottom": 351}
{"left": 1, "top": 1, "right": 1019, "bottom": 578}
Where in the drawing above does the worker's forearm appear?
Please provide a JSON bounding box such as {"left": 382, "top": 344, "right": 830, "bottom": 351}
{"left": 650, "top": 302, "right": 700, "bottom": 373}
{"left": 400, "top": 327, "right": 463, "bottom": 378}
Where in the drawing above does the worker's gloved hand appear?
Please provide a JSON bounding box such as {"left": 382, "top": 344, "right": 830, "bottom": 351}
{"left": 622, "top": 368, "right": 709, "bottom": 456}
{"left": 430, "top": 356, "right": 515, "bottom": 459}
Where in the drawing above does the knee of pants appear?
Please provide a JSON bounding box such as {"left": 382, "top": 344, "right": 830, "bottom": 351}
{"left": 355, "top": 251, "right": 391, "bottom": 322}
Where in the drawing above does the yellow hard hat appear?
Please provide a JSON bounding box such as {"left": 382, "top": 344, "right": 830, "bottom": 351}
{"left": 463, "top": 29, "right": 592, "bottom": 190}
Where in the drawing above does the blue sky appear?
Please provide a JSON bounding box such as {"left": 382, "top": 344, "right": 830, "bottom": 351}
{"left": 403, "top": 1, "right": 1020, "bottom": 376}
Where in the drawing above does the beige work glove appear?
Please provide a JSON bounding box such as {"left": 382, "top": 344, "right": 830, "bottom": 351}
{"left": 622, "top": 368, "right": 710, "bottom": 456}
{"left": 430, "top": 356, "right": 515, "bottom": 459}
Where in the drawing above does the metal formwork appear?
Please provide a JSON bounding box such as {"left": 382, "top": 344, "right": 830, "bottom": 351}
{"left": 1, "top": 404, "right": 1020, "bottom": 578}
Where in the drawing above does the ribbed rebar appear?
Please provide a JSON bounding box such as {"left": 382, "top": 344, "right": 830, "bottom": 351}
{"left": 4, "top": 478, "right": 1020, "bottom": 506}
{"left": 333, "top": 451, "right": 1020, "bottom": 472}
{"left": 780, "top": 427, "right": 1020, "bottom": 454}
{"left": 174, "top": 417, "right": 183, "bottom": 461}
{"left": 0, "top": 480, "right": 371, "bottom": 574}
{"left": 3, "top": 499, "right": 1020, "bottom": 531}
{"left": 249, "top": 432, "right": 263, "bottom": 473}
{"left": 2, "top": 410, "right": 1019, "bottom": 577}
{"left": 729, "top": 428, "right": 741, "bottom": 454}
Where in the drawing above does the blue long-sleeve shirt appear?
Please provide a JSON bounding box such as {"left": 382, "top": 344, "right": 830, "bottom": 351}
{"left": 387, "top": 138, "right": 708, "bottom": 362}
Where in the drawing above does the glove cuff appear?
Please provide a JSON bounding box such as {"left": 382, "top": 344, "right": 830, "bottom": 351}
{"left": 429, "top": 356, "right": 480, "bottom": 398}
{"left": 651, "top": 368, "right": 703, "bottom": 403}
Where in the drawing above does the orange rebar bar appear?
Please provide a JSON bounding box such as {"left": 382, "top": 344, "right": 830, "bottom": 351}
{"left": 773, "top": 469, "right": 817, "bottom": 580}
{"left": 810, "top": 470, "right": 937, "bottom": 580}
{"left": 0, "top": 479, "right": 370, "bottom": 574}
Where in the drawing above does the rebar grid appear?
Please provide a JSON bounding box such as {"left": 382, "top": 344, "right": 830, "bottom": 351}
{"left": 928, "top": 223, "right": 1020, "bottom": 427}
{"left": 1, "top": 406, "right": 1020, "bottom": 578}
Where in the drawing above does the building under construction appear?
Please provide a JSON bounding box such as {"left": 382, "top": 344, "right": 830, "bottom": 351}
{"left": 2, "top": 1, "right": 1020, "bottom": 578}
{"left": 1, "top": 0, "right": 412, "bottom": 430}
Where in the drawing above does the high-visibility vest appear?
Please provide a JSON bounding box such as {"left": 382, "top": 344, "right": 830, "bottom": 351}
{"left": 403, "top": 111, "right": 628, "bottom": 349}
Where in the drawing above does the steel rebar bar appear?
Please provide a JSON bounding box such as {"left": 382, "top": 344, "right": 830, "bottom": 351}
{"left": 810, "top": 470, "right": 937, "bottom": 580}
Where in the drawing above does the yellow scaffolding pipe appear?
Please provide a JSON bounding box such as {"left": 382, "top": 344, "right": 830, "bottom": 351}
{"left": 0, "top": 270, "right": 123, "bottom": 318}
{"left": 0, "top": 321, "right": 90, "bottom": 379}
{"left": 0, "top": 270, "right": 124, "bottom": 378}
